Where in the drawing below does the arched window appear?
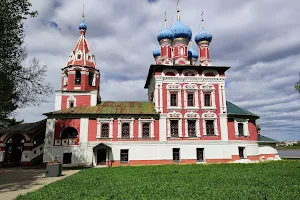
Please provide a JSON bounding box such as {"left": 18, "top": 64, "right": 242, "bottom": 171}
{"left": 238, "top": 123, "right": 244, "bottom": 136}
{"left": 170, "top": 120, "right": 179, "bottom": 137}
{"left": 122, "top": 123, "right": 130, "bottom": 138}
{"left": 101, "top": 124, "right": 109, "bottom": 138}
{"left": 75, "top": 70, "right": 81, "bottom": 85}
{"left": 204, "top": 94, "right": 211, "bottom": 106}
{"left": 61, "top": 127, "right": 78, "bottom": 139}
{"left": 142, "top": 123, "right": 150, "bottom": 138}
{"left": 88, "top": 71, "right": 95, "bottom": 86}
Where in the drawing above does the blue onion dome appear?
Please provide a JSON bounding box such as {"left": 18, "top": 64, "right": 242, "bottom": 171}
{"left": 171, "top": 20, "right": 192, "bottom": 41}
{"left": 79, "top": 20, "right": 87, "bottom": 30}
{"left": 195, "top": 28, "right": 212, "bottom": 43}
{"left": 153, "top": 47, "right": 161, "bottom": 58}
{"left": 188, "top": 48, "right": 198, "bottom": 59}
{"left": 157, "top": 28, "right": 174, "bottom": 41}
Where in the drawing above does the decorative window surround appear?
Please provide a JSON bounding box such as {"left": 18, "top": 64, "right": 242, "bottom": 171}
{"left": 234, "top": 119, "right": 250, "bottom": 137}
{"left": 62, "top": 73, "right": 68, "bottom": 86}
{"left": 202, "top": 111, "right": 219, "bottom": 136}
{"left": 162, "top": 69, "right": 179, "bottom": 76}
{"left": 55, "top": 139, "right": 61, "bottom": 146}
{"left": 67, "top": 95, "right": 76, "bottom": 108}
{"left": 97, "top": 118, "right": 114, "bottom": 139}
{"left": 202, "top": 69, "right": 219, "bottom": 77}
{"left": 138, "top": 118, "right": 155, "bottom": 139}
{"left": 167, "top": 83, "right": 182, "bottom": 109}
{"left": 163, "top": 77, "right": 226, "bottom": 83}
{"left": 182, "top": 69, "right": 199, "bottom": 76}
{"left": 167, "top": 111, "right": 182, "bottom": 138}
{"left": 76, "top": 50, "right": 83, "bottom": 60}
{"left": 183, "top": 83, "right": 199, "bottom": 109}
{"left": 200, "top": 84, "right": 216, "bottom": 110}
{"left": 184, "top": 112, "right": 200, "bottom": 138}
{"left": 118, "top": 118, "right": 134, "bottom": 139}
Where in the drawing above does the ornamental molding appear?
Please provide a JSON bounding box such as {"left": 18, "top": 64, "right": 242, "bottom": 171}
{"left": 184, "top": 111, "right": 200, "bottom": 119}
{"left": 166, "top": 83, "right": 181, "bottom": 90}
{"left": 162, "top": 77, "right": 225, "bottom": 83}
{"left": 167, "top": 111, "right": 182, "bottom": 118}
{"left": 162, "top": 69, "right": 179, "bottom": 76}
{"left": 200, "top": 83, "right": 215, "bottom": 91}
{"left": 183, "top": 83, "right": 198, "bottom": 90}
{"left": 202, "top": 69, "right": 219, "bottom": 77}
{"left": 202, "top": 111, "right": 217, "bottom": 119}
{"left": 182, "top": 69, "right": 199, "bottom": 76}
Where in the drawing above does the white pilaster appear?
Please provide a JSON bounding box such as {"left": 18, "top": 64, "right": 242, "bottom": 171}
{"left": 244, "top": 119, "right": 250, "bottom": 136}
{"left": 196, "top": 119, "right": 200, "bottom": 137}
{"left": 150, "top": 120, "right": 154, "bottom": 138}
{"left": 219, "top": 113, "right": 228, "bottom": 141}
{"left": 159, "top": 114, "right": 167, "bottom": 141}
{"left": 178, "top": 119, "right": 182, "bottom": 137}
{"left": 44, "top": 118, "right": 55, "bottom": 147}
{"left": 130, "top": 118, "right": 134, "bottom": 139}
{"left": 79, "top": 118, "right": 89, "bottom": 146}
{"left": 55, "top": 91, "right": 62, "bottom": 111}
{"left": 90, "top": 90, "right": 97, "bottom": 106}
{"left": 184, "top": 119, "right": 188, "bottom": 137}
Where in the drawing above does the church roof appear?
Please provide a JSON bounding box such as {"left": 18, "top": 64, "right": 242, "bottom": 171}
{"left": 226, "top": 101, "right": 259, "bottom": 119}
{"left": 258, "top": 135, "right": 278, "bottom": 143}
{"left": 0, "top": 119, "right": 46, "bottom": 134}
{"left": 44, "top": 101, "right": 158, "bottom": 116}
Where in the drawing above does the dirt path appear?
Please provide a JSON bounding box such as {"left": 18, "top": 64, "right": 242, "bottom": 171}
{"left": 0, "top": 168, "right": 79, "bottom": 200}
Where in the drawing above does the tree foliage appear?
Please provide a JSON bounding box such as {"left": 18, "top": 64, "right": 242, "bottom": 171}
{"left": 296, "top": 73, "right": 300, "bottom": 94}
{"left": 0, "top": 0, "right": 53, "bottom": 126}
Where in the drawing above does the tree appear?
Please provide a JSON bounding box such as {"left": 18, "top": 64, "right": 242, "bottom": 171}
{"left": 0, "top": 0, "right": 53, "bottom": 126}
{"left": 296, "top": 73, "right": 300, "bottom": 94}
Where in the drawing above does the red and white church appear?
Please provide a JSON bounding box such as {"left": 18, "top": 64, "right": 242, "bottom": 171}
{"left": 0, "top": 8, "right": 279, "bottom": 167}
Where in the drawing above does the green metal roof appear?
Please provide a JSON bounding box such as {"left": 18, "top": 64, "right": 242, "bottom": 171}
{"left": 258, "top": 134, "right": 278, "bottom": 143}
{"left": 226, "top": 101, "right": 259, "bottom": 119}
{"left": 45, "top": 101, "right": 158, "bottom": 116}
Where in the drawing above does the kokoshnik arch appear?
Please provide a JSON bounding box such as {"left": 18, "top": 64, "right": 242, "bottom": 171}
{"left": 38, "top": 6, "right": 280, "bottom": 167}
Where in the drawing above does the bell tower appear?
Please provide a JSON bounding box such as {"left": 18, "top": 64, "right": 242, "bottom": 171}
{"left": 55, "top": 12, "right": 100, "bottom": 110}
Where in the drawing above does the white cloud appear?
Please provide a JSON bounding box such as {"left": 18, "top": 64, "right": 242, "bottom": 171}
{"left": 15, "top": 0, "right": 300, "bottom": 141}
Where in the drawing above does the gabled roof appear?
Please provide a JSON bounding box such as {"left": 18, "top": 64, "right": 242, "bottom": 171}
{"left": 226, "top": 101, "right": 259, "bottom": 119}
{"left": 0, "top": 119, "right": 46, "bottom": 134}
{"left": 44, "top": 101, "right": 158, "bottom": 117}
{"left": 258, "top": 135, "right": 278, "bottom": 143}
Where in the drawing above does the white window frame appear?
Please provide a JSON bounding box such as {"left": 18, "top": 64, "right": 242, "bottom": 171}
{"left": 167, "top": 83, "right": 182, "bottom": 109}
{"left": 183, "top": 83, "right": 199, "bottom": 109}
{"left": 167, "top": 111, "right": 182, "bottom": 138}
{"left": 234, "top": 119, "right": 250, "bottom": 137}
{"left": 118, "top": 118, "right": 134, "bottom": 139}
{"left": 202, "top": 112, "right": 218, "bottom": 136}
{"left": 76, "top": 50, "right": 83, "bottom": 60}
{"left": 67, "top": 95, "right": 76, "bottom": 108}
{"left": 138, "top": 118, "right": 155, "bottom": 139}
{"left": 200, "top": 84, "right": 216, "bottom": 110}
{"left": 184, "top": 112, "right": 200, "bottom": 138}
{"left": 97, "top": 118, "right": 114, "bottom": 139}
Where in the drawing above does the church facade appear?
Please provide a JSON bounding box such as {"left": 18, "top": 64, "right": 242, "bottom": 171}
{"left": 42, "top": 9, "right": 279, "bottom": 167}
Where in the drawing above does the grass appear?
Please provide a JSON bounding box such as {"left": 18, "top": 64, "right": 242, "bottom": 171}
{"left": 17, "top": 161, "right": 300, "bottom": 200}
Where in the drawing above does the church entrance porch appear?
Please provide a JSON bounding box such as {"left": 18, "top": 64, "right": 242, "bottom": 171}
{"left": 93, "top": 143, "right": 112, "bottom": 167}
{"left": 4, "top": 134, "right": 25, "bottom": 167}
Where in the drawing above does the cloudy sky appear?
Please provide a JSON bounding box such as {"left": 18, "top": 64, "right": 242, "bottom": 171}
{"left": 16, "top": 0, "right": 300, "bottom": 141}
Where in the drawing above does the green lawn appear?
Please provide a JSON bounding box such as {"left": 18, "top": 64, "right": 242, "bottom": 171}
{"left": 17, "top": 161, "right": 300, "bottom": 200}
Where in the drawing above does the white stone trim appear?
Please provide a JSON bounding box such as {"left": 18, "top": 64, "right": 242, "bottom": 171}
{"left": 67, "top": 95, "right": 76, "bottom": 108}
{"left": 118, "top": 118, "right": 134, "bottom": 139}
{"left": 162, "top": 77, "right": 226, "bottom": 84}
{"left": 96, "top": 118, "right": 114, "bottom": 139}
{"left": 167, "top": 83, "right": 182, "bottom": 109}
{"left": 234, "top": 119, "right": 250, "bottom": 137}
{"left": 184, "top": 112, "right": 201, "bottom": 138}
{"left": 90, "top": 91, "right": 97, "bottom": 106}
{"left": 183, "top": 83, "right": 199, "bottom": 108}
{"left": 138, "top": 118, "right": 155, "bottom": 139}
{"left": 202, "top": 112, "right": 218, "bottom": 136}
{"left": 200, "top": 84, "right": 216, "bottom": 109}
